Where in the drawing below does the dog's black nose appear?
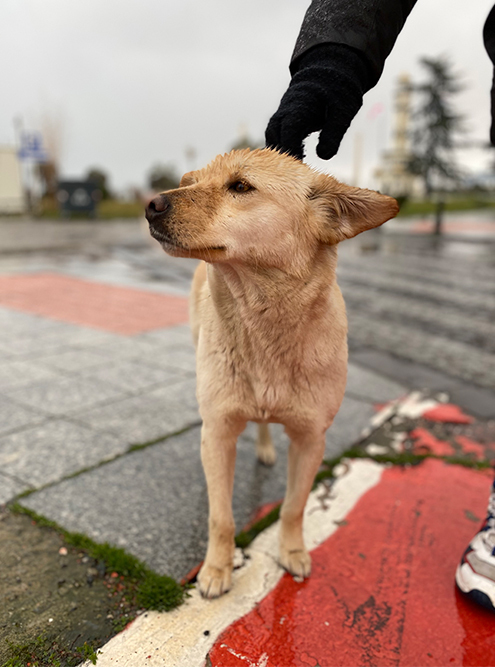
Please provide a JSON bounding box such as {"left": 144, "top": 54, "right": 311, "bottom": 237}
{"left": 146, "top": 194, "right": 171, "bottom": 223}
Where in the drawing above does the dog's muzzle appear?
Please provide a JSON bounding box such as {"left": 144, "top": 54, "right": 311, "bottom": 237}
{"left": 145, "top": 193, "right": 171, "bottom": 225}
{"left": 145, "top": 194, "right": 175, "bottom": 244}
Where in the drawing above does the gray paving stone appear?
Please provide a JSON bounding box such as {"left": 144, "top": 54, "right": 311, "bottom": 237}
{"left": 75, "top": 378, "right": 200, "bottom": 444}
{"left": 154, "top": 348, "right": 196, "bottom": 376}
{"left": 77, "top": 360, "right": 185, "bottom": 393}
{"left": 0, "top": 308, "right": 68, "bottom": 337}
{"left": 51, "top": 327, "right": 120, "bottom": 348}
{"left": 0, "top": 347, "right": 14, "bottom": 363}
{"left": 34, "top": 348, "right": 112, "bottom": 374}
{"left": 21, "top": 394, "right": 374, "bottom": 579}
{"left": 86, "top": 336, "right": 196, "bottom": 377}
{"left": 0, "top": 306, "right": 32, "bottom": 327}
{"left": 0, "top": 420, "right": 126, "bottom": 489}
{"left": 0, "top": 471, "right": 27, "bottom": 503}
{"left": 0, "top": 325, "right": 115, "bottom": 358}
{"left": 82, "top": 335, "right": 165, "bottom": 360}
{"left": 5, "top": 376, "right": 130, "bottom": 416}
{"left": 136, "top": 324, "right": 193, "bottom": 349}
{"left": 21, "top": 425, "right": 289, "bottom": 579}
{"left": 348, "top": 310, "right": 495, "bottom": 389}
{"left": 0, "top": 396, "right": 47, "bottom": 437}
{"left": 0, "top": 360, "right": 65, "bottom": 392}
{"left": 325, "top": 396, "right": 376, "bottom": 459}
{"left": 345, "top": 363, "right": 407, "bottom": 404}
{"left": 350, "top": 348, "right": 495, "bottom": 420}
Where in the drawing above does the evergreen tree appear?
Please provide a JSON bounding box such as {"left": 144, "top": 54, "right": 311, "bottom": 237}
{"left": 407, "top": 56, "right": 465, "bottom": 195}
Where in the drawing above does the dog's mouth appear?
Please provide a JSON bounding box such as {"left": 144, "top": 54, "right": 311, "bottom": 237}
{"left": 149, "top": 225, "right": 225, "bottom": 255}
{"left": 149, "top": 225, "right": 185, "bottom": 248}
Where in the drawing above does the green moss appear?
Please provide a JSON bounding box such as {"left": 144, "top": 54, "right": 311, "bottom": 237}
{"left": 235, "top": 504, "right": 281, "bottom": 549}
{"left": 128, "top": 422, "right": 201, "bottom": 453}
{"left": 2, "top": 635, "right": 97, "bottom": 667}
{"left": 233, "top": 448, "right": 493, "bottom": 551}
{"left": 10, "top": 503, "right": 185, "bottom": 612}
{"left": 14, "top": 422, "right": 202, "bottom": 503}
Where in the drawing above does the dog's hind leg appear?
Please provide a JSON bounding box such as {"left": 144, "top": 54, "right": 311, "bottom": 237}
{"left": 278, "top": 426, "right": 326, "bottom": 578}
{"left": 255, "top": 423, "right": 276, "bottom": 466}
{"left": 197, "top": 415, "right": 246, "bottom": 599}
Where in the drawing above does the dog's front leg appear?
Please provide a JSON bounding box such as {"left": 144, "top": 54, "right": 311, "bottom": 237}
{"left": 197, "top": 416, "right": 246, "bottom": 598}
{"left": 279, "top": 427, "right": 326, "bottom": 578}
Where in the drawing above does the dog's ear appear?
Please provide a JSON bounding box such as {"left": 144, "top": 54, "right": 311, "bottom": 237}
{"left": 311, "top": 174, "right": 399, "bottom": 245}
{"left": 180, "top": 171, "right": 197, "bottom": 187}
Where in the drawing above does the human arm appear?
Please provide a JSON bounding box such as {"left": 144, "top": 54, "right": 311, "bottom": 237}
{"left": 266, "top": 0, "right": 418, "bottom": 160}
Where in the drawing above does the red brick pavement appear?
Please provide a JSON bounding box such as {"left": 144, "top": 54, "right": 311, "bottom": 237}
{"left": 409, "top": 219, "right": 495, "bottom": 235}
{"left": 0, "top": 273, "right": 189, "bottom": 334}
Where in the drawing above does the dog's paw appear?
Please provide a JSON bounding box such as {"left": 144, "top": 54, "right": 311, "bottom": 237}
{"left": 197, "top": 563, "right": 232, "bottom": 599}
{"left": 279, "top": 547, "right": 312, "bottom": 579}
{"left": 256, "top": 445, "right": 277, "bottom": 466}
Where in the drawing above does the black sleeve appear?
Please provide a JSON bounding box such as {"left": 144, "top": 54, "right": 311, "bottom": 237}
{"left": 483, "top": 4, "right": 495, "bottom": 145}
{"left": 291, "top": 0, "right": 418, "bottom": 86}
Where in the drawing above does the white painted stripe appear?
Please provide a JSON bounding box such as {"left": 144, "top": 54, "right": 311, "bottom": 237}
{"left": 88, "top": 459, "right": 384, "bottom": 667}
{"left": 395, "top": 391, "right": 439, "bottom": 419}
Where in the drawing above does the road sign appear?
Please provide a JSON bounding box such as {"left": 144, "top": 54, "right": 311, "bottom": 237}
{"left": 18, "top": 132, "right": 48, "bottom": 162}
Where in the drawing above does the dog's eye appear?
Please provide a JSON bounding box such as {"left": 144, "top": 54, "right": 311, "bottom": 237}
{"left": 230, "top": 181, "right": 252, "bottom": 193}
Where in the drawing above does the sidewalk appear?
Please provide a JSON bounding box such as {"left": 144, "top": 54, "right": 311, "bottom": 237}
{"left": 1, "top": 269, "right": 495, "bottom": 665}
{"left": 0, "top": 271, "right": 404, "bottom": 579}
{"left": 90, "top": 394, "right": 495, "bottom": 667}
{"left": 384, "top": 210, "right": 495, "bottom": 240}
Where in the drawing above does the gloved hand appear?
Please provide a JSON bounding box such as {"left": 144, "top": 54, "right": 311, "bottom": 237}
{"left": 265, "top": 43, "right": 372, "bottom": 160}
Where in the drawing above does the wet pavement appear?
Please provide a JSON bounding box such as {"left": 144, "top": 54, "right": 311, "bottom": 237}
{"left": 0, "top": 280, "right": 402, "bottom": 579}
{"left": 208, "top": 459, "right": 495, "bottom": 667}
{"left": 92, "top": 394, "right": 495, "bottom": 667}
{"left": 1, "top": 215, "right": 495, "bottom": 664}
{"left": 3, "top": 215, "right": 495, "bottom": 392}
{"left": 0, "top": 253, "right": 406, "bottom": 578}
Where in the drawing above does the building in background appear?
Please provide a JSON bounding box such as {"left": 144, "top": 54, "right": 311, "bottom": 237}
{"left": 0, "top": 147, "right": 25, "bottom": 214}
{"left": 375, "top": 74, "right": 424, "bottom": 199}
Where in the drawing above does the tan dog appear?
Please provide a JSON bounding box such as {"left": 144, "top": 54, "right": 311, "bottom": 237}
{"left": 145, "top": 148, "right": 398, "bottom": 598}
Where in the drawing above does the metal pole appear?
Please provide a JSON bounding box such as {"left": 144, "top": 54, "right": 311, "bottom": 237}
{"left": 434, "top": 200, "right": 444, "bottom": 235}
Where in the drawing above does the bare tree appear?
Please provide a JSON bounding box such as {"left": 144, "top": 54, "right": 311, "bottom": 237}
{"left": 39, "top": 111, "right": 65, "bottom": 197}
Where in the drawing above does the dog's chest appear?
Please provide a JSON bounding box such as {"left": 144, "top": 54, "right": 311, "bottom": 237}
{"left": 219, "top": 340, "right": 341, "bottom": 423}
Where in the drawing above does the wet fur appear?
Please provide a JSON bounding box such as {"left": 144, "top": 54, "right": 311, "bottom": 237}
{"left": 149, "top": 148, "right": 398, "bottom": 598}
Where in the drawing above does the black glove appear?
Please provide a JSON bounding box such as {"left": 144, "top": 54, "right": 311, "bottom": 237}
{"left": 266, "top": 43, "right": 372, "bottom": 160}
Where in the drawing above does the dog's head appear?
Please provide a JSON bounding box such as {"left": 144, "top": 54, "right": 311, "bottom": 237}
{"left": 145, "top": 148, "right": 398, "bottom": 269}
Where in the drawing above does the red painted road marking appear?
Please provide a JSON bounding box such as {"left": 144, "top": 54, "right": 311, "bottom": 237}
{"left": 209, "top": 460, "right": 495, "bottom": 667}
{"left": 455, "top": 436, "right": 492, "bottom": 461}
{"left": 423, "top": 404, "right": 474, "bottom": 424}
{"left": 0, "top": 273, "right": 189, "bottom": 334}
{"left": 409, "top": 427, "right": 455, "bottom": 457}
{"left": 411, "top": 220, "right": 495, "bottom": 235}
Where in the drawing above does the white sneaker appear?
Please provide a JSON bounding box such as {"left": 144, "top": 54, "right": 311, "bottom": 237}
{"left": 455, "top": 483, "right": 495, "bottom": 611}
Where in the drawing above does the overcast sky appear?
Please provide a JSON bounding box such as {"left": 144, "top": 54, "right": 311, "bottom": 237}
{"left": 1, "top": 0, "right": 493, "bottom": 193}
